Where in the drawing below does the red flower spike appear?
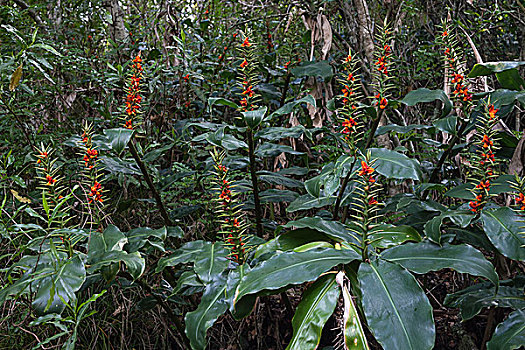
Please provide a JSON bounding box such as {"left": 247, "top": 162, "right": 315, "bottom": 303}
{"left": 358, "top": 161, "right": 374, "bottom": 176}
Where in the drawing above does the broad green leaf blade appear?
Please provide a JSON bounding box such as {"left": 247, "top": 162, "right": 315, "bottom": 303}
{"left": 258, "top": 170, "right": 304, "bottom": 188}
{"left": 400, "top": 88, "right": 452, "bottom": 117}
{"left": 286, "top": 273, "right": 340, "bottom": 350}
{"left": 381, "top": 242, "right": 498, "bottom": 286}
{"left": 124, "top": 226, "right": 167, "bottom": 253}
{"left": 156, "top": 240, "right": 210, "bottom": 273}
{"left": 291, "top": 61, "right": 333, "bottom": 81}
{"left": 234, "top": 248, "right": 360, "bottom": 312}
{"left": 271, "top": 95, "right": 316, "bottom": 118}
{"left": 481, "top": 207, "right": 525, "bottom": 261}
{"left": 254, "top": 228, "right": 329, "bottom": 259}
{"left": 207, "top": 97, "right": 239, "bottom": 111}
{"left": 193, "top": 242, "right": 229, "bottom": 283}
{"left": 375, "top": 124, "right": 432, "bottom": 136}
{"left": 259, "top": 189, "right": 299, "bottom": 203}
{"left": 255, "top": 126, "right": 306, "bottom": 141}
{"left": 87, "top": 225, "right": 145, "bottom": 280}
{"left": 358, "top": 260, "right": 435, "bottom": 350}
{"left": 487, "top": 309, "right": 525, "bottom": 350}
{"left": 468, "top": 61, "right": 525, "bottom": 77}
{"left": 287, "top": 194, "right": 336, "bottom": 213}
{"left": 369, "top": 148, "right": 422, "bottom": 181}
{"left": 104, "top": 128, "right": 134, "bottom": 154}
{"left": 369, "top": 224, "right": 422, "bottom": 249}
{"left": 283, "top": 217, "right": 360, "bottom": 244}
{"left": 495, "top": 69, "right": 525, "bottom": 90}
{"left": 444, "top": 279, "right": 525, "bottom": 321}
{"left": 336, "top": 272, "right": 369, "bottom": 350}
{"left": 242, "top": 107, "right": 267, "bottom": 129}
{"left": 185, "top": 274, "right": 229, "bottom": 350}
{"left": 255, "top": 142, "right": 303, "bottom": 157}
{"left": 433, "top": 116, "right": 457, "bottom": 135}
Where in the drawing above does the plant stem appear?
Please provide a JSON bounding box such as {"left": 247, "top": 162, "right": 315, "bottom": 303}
{"left": 333, "top": 156, "right": 357, "bottom": 220}
{"left": 364, "top": 109, "right": 384, "bottom": 150}
{"left": 246, "top": 128, "right": 263, "bottom": 236}
{"left": 128, "top": 141, "right": 174, "bottom": 229}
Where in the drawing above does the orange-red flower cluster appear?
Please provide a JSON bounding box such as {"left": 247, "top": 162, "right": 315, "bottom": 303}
{"left": 488, "top": 105, "right": 498, "bottom": 119}
{"left": 36, "top": 151, "right": 48, "bottom": 164}
{"left": 240, "top": 59, "right": 248, "bottom": 69}
{"left": 89, "top": 181, "right": 103, "bottom": 203}
{"left": 123, "top": 55, "right": 144, "bottom": 129}
{"left": 242, "top": 84, "right": 254, "bottom": 98}
{"left": 219, "top": 179, "right": 232, "bottom": 205}
{"left": 469, "top": 194, "right": 484, "bottom": 213}
{"left": 374, "top": 93, "right": 388, "bottom": 109}
{"left": 342, "top": 118, "right": 357, "bottom": 135}
{"left": 241, "top": 37, "right": 251, "bottom": 47}
{"left": 375, "top": 45, "right": 391, "bottom": 75}
{"left": 83, "top": 148, "right": 98, "bottom": 169}
{"left": 358, "top": 160, "right": 376, "bottom": 184}
{"left": 46, "top": 175, "right": 56, "bottom": 186}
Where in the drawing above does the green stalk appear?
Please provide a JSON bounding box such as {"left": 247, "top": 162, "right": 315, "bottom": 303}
{"left": 246, "top": 128, "right": 263, "bottom": 236}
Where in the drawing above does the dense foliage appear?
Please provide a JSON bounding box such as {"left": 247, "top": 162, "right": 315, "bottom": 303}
{"left": 1, "top": 0, "right": 525, "bottom": 349}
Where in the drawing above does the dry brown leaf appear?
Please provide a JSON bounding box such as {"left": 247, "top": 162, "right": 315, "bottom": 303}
{"left": 9, "top": 64, "right": 23, "bottom": 91}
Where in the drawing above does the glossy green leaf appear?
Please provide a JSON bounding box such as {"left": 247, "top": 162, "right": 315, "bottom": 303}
{"left": 104, "top": 128, "right": 134, "bottom": 154}
{"left": 185, "top": 274, "right": 229, "bottom": 350}
{"left": 286, "top": 274, "right": 340, "bottom": 350}
{"left": 234, "top": 248, "right": 360, "bottom": 312}
{"left": 87, "top": 225, "right": 145, "bottom": 280}
{"left": 375, "top": 124, "right": 432, "bottom": 136}
{"left": 255, "top": 143, "right": 303, "bottom": 158}
{"left": 445, "top": 175, "right": 515, "bottom": 200}
{"left": 336, "top": 272, "right": 369, "bottom": 350}
{"left": 271, "top": 95, "right": 316, "bottom": 117}
{"left": 207, "top": 97, "right": 239, "bottom": 111}
{"left": 369, "top": 225, "right": 422, "bottom": 249}
{"left": 193, "top": 242, "right": 230, "bottom": 283}
{"left": 291, "top": 61, "right": 333, "bottom": 81}
{"left": 381, "top": 241, "right": 498, "bottom": 285}
{"left": 293, "top": 241, "right": 334, "bottom": 252}
{"left": 423, "top": 210, "right": 474, "bottom": 243}
{"left": 359, "top": 260, "right": 435, "bottom": 350}
{"left": 255, "top": 126, "right": 306, "bottom": 141}
{"left": 242, "top": 107, "right": 267, "bottom": 129}
{"left": 99, "top": 156, "right": 141, "bottom": 175}
{"left": 283, "top": 217, "right": 360, "bottom": 244}
{"left": 254, "top": 228, "right": 329, "bottom": 259}
{"left": 444, "top": 279, "right": 525, "bottom": 320}
{"left": 481, "top": 207, "right": 525, "bottom": 261}
{"left": 258, "top": 171, "right": 304, "bottom": 188}
{"left": 156, "top": 240, "right": 209, "bottom": 273}
{"left": 259, "top": 189, "right": 299, "bottom": 203}
{"left": 124, "top": 226, "right": 167, "bottom": 253}
{"left": 495, "top": 69, "right": 525, "bottom": 90}
{"left": 486, "top": 309, "right": 525, "bottom": 350}
{"left": 400, "top": 88, "right": 452, "bottom": 117}
{"left": 369, "top": 148, "right": 423, "bottom": 181}
{"left": 468, "top": 61, "right": 525, "bottom": 77}
{"left": 433, "top": 116, "right": 457, "bottom": 135}
{"left": 287, "top": 194, "right": 336, "bottom": 213}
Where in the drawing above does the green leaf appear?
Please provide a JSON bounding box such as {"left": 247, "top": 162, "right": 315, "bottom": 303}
{"left": 336, "top": 272, "right": 369, "bottom": 350}
{"left": 255, "top": 126, "right": 306, "bottom": 141}
{"left": 286, "top": 194, "right": 336, "bottom": 213}
{"left": 271, "top": 95, "right": 316, "bottom": 117}
{"left": 381, "top": 241, "right": 498, "bottom": 285}
{"left": 124, "top": 226, "right": 167, "bottom": 253}
{"left": 487, "top": 309, "right": 525, "bottom": 350}
{"left": 87, "top": 225, "right": 145, "bottom": 280}
{"left": 495, "top": 69, "right": 525, "bottom": 90}
{"left": 254, "top": 228, "right": 329, "bottom": 259}
{"left": 481, "top": 207, "right": 525, "bottom": 261}
{"left": 255, "top": 143, "right": 303, "bottom": 158}
{"left": 104, "top": 128, "right": 134, "bottom": 154}
{"left": 259, "top": 189, "right": 299, "bottom": 203}
{"left": 468, "top": 61, "right": 525, "bottom": 77}
{"left": 283, "top": 217, "right": 360, "bottom": 244}
{"left": 375, "top": 124, "right": 432, "bottom": 136}
{"left": 445, "top": 175, "right": 515, "bottom": 199}
{"left": 423, "top": 210, "right": 474, "bottom": 243}
{"left": 242, "top": 107, "right": 267, "bottom": 129}
{"left": 400, "top": 88, "right": 452, "bottom": 117}
{"left": 433, "top": 116, "right": 457, "bottom": 135}
{"left": 291, "top": 61, "right": 333, "bottom": 81}
{"left": 444, "top": 279, "right": 525, "bottom": 321}
{"left": 156, "top": 240, "right": 210, "bottom": 273}
{"left": 359, "top": 260, "right": 435, "bottom": 350}
{"left": 286, "top": 274, "right": 340, "bottom": 350}
{"left": 369, "top": 225, "right": 422, "bottom": 249}
{"left": 193, "top": 242, "right": 230, "bottom": 284}
{"left": 185, "top": 274, "right": 229, "bottom": 350}
{"left": 258, "top": 171, "right": 304, "bottom": 188}
{"left": 369, "top": 148, "right": 423, "bottom": 181}
{"left": 99, "top": 156, "right": 141, "bottom": 175}
{"left": 234, "top": 248, "right": 360, "bottom": 313}
{"left": 207, "top": 97, "right": 239, "bottom": 111}
{"left": 32, "top": 43, "right": 62, "bottom": 56}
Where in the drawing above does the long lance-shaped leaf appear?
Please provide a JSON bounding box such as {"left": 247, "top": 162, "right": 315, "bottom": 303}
{"left": 286, "top": 273, "right": 340, "bottom": 350}
{"left": 481, "top": 207, "right": 525, "bottom": 261}
{"left": 486, "top": 309, "right": 525, "bottom": 350}
{"left": 358, "top": 260, "right": 435, "bottom": 350}
{"left": 155, "top": 240, "right": 210, "bottom": 273}
{"left": 336, "top": 271, "right": 369, "bottom": 350}
{"left": 369, "top": 148, "right": 423, "bottom": 181}
{"left": 381, "top": 241, "right": 498, "bottom": 286}
{"left": 185, "top": 274, "right": 229, "bottom": 350}
{"left": 233, "top": 248, "right": 360, "bottom": 314}
{"left": 193, "top": 242, "right": 229, "bottom": 283}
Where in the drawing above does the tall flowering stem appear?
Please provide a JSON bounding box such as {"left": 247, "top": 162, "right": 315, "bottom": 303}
{"left": 467, "top": 103, "right": 499, "bottom": 213}
{"left": 121, "top": 55, "right": 144, "bottom": 130}
{"left": 211, "top": 150, "right": 249, "bottom": 265}
{"left": 77, "top": 122, "right": 105, "bottom": 226}
{"left": 365, "top": 20, "right": 395, "bottom": 149}
{"left": 349, "top": 155, "right": 383, "bottom": 261}
{"left": 237, "top": 33, "right": 263, "bottom": 236}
